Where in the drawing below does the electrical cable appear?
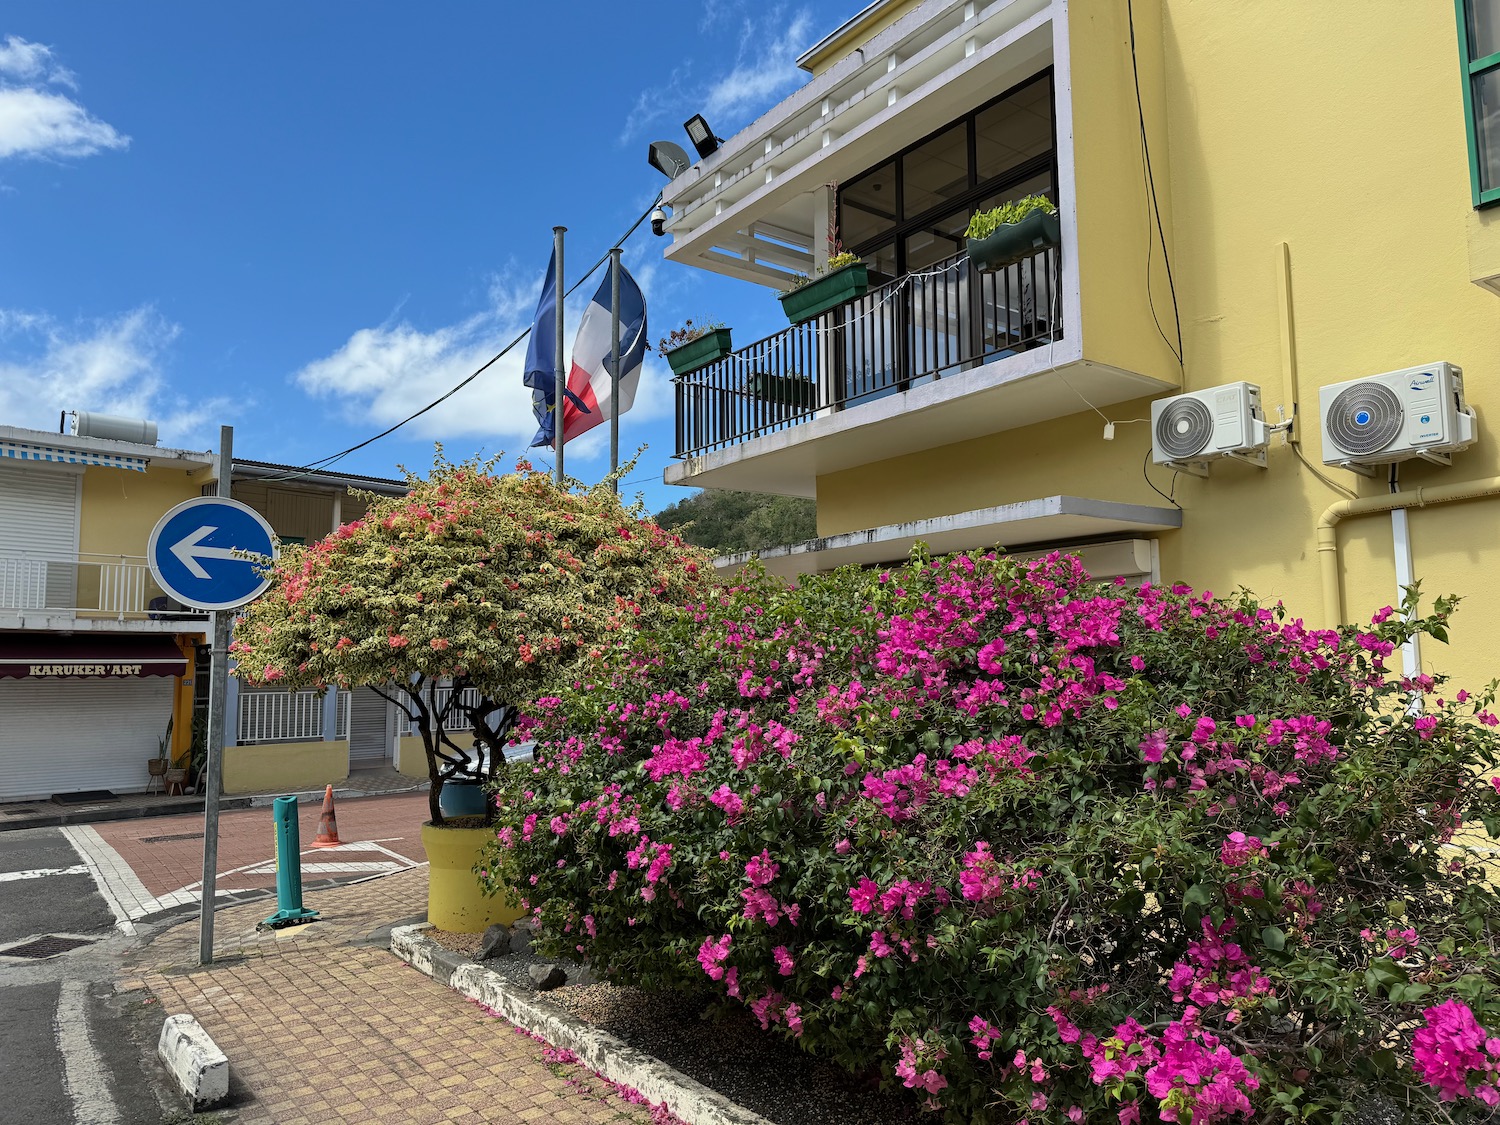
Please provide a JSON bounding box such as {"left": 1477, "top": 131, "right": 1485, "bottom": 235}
{"left": 1292, "top": 442, "right": 1357, "bottom": 499}
{"left": 1127, "top": 0, "right": 1184, "bottom": 371}
{"left": 254, "top": 194, "right": 664, "bottom": 485}
{"left": 1142, "top": 446, "right": 1183, "bottom": 510}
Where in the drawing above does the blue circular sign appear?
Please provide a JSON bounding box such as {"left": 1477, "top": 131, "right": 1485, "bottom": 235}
{"left": 148, "top": 497, "right": 278, "bottom": 611}
{"left": 1354, "top": 410, "right": 1371, "bottom": 426}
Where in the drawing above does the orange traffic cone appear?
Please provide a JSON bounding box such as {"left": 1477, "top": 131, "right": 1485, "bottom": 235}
{"left": 311, "top": 785, "right": 343, "bottom": 848}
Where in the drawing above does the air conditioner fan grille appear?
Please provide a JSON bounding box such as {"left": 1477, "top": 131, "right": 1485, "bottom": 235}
{"left": 1327, "top": 383, "right": 1403, "bottom": 456}
{"left": 1155, "top": 398, "right": 1214, "bottom": 461}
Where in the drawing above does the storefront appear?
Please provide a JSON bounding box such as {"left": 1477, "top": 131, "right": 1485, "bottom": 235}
{"left": 0, "top": 633, "right": 189, "bottom": 801}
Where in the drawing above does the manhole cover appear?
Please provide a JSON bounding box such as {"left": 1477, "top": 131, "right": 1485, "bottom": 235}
{"left": 1, "top": 935, "right": 97, "bottom": 960}
{"left": 139, "top": 832, "right": 204, "bottom": 844}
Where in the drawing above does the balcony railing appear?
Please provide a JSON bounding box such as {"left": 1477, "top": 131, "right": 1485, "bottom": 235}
{"left": 0, "top": 551, "right": 208, "bottom": 621}
{"left": 238, "top": 689, "right": 351, "bottom": 745}
{"left": 674, "top": 243, "right": 1061, "bottom": 458}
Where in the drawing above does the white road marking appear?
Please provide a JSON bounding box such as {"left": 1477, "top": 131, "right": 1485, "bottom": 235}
{"left": 60, "top": 826, "right": 146, "bottom": 935}
{"left": 55, "top": 979, "right": 120, "bottom": 1125}
{"left": 239, "top": 860, "right": 400, "bottom": 876}
{"left": 0, "top": 864, "right": 87, "bottom": 883}
{"left": 113, "top": 839, "right": 422, "bottom": 919}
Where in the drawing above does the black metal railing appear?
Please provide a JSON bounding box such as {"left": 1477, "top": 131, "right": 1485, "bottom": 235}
{"left": 673, "top": 242, "right": 1062, "bottom": 459}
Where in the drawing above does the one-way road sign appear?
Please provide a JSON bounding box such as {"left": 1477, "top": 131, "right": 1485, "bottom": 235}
{"left": 147, "top": 496, "right": 278, "bottom": 611}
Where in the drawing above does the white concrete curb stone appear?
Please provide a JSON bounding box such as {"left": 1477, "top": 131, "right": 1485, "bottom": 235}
{"left": 157, "top": 1014, "right": 230, "bottom": 1109}
{"left": 391, "top": 923, "right": 772, "bottom": 1125}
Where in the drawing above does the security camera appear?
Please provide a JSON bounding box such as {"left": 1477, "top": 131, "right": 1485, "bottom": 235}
{"left": 650, "top": 206, "right": 669, "bottom": 237}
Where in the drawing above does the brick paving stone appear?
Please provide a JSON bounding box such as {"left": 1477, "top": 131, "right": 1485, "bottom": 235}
{"left": 128, "top": 868, "right": 663, "bottom": 1124}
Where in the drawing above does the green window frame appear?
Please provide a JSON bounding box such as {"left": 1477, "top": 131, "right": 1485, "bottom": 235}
{"left": 1457, "top": 0, "right": 1500, "bottom": 207}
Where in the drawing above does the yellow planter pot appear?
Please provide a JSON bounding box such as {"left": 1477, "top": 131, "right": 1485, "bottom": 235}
{"left": 420, "top": 822, "right": 524, "bottom": 934}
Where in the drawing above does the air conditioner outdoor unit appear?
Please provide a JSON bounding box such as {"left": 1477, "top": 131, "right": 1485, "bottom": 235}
{"left": 1151, "top": 382, "right": 1270, "bottom": 471}
{"left": 1320, "top": 362, "right": 1476, "bottom": 473}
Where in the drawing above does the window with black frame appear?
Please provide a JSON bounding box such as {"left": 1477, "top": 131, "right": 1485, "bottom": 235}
{"left": 834, "top": 71, "right": 1058, "bottom": 405}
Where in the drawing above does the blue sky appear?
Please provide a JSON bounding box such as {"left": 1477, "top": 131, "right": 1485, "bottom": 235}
{"left": 0, "top": 3, "right": 848, "bottom": 514}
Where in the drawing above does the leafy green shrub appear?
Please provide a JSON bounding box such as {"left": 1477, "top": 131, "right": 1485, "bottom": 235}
{"left": 966, "top": 194, "right": 1058, "bottom": 240}
{"left": 485, "top": 549, "right": 1500, "bottom": 1122}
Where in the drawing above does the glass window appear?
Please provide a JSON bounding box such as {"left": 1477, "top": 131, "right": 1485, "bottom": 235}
{"left": 903, "top": 209, "right": 971, "bottom": 272}
{"left": 1469, "top": 0, "right": 1500, "bottom": 59}
{"left": 1460, "top": 0, "right": 1500, "bottom": 205}
{"left": 902, "top": 123, "right": 970, "bottom": 220}
{"left": 839, "top": 162, "right": 896, "bottom": 250}
{"left": 975, "top": 79, "right": 1054, "bottom": 183}
{"left": 1476, "top": 69, "right": 1500, "bottom": 194}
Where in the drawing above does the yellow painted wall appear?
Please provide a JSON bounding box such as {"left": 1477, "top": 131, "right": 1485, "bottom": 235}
{"left": 802, "top": 0, "right": 924, "bottom": 77}
{"left": 1066, "top": 0, "right": 1181, "bottom": 388}
{"left": 223, "top": 740, "right": 349, "bottom": 795}
{"left": 78, "top": 464, "right": 202, "bottom": 558}
{"left": 812, "top": 0, "right": 1500, "bottom": 693}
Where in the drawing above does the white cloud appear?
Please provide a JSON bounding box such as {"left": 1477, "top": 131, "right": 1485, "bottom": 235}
{"left": 0, "top": 306, "right": 221, "bottom": 447}
{"left": 704, "top": 11, "right": 816, "bottom": 122}
{"left": 293, "top": 260, "right": 675, "bottom": 466}
{"left": 620, "top": 8, "right": 815, "bottom": 145}
{"left": 0, "top": 35, "right": 127, "bottom": 161}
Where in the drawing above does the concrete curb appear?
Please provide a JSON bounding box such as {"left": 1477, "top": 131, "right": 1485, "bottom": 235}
{"left": 245, "top": 781, "right": 428, "bottom": 809}
{"left": 157, "top": 1013, "right": 229, "bottom": 1109}
{"left": 391, "top": 923, "right": 773, "bottom": 1125}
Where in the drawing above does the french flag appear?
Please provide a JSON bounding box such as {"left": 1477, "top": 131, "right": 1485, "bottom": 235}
{"left": 560, "top": 266, "right": 647, "bottom": 444}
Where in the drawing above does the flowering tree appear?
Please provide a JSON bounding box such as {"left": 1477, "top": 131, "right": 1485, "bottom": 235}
{"left": 231, "top": 455, "right": 713, "bottom": 825}
{"left": 485, "top": 549, "right": 1500, "bottom": 1122}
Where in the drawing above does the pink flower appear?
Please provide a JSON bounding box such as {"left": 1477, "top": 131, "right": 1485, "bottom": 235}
{"left": 696, "top": 933, "right": 732, "bottom": 981}
{"left": 849, "top": 877, "right": 881, "bottom": 915}
{"left": 744, "top": 850, "right": 779, "bottom": 887}
{"left": 1413, "top": 999, "right": 1500, "bottom": 1102}
{"left": 772, "top": 945, "right": 795, "bottom": 976}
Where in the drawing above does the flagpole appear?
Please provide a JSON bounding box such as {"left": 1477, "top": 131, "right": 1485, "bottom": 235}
{"left": 609, "top": 248, "right": 622, "bottom": 492}
{"left": 553, "top": 225, "right": 566, "bottom": 485}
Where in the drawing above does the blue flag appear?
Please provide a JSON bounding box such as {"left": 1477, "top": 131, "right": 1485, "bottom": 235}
{"left": 523, "top": 250, "right": 560, "bottom": 448}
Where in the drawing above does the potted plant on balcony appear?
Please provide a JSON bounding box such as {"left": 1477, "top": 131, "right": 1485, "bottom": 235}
{"left": 230, "top": 454, "right": 715, "bottom": 933}
{"left": 965, "top": 194, "right": 1060, "bottom": 271}
{"left": 779, "top": 250, "right": 868, "bottom": 326}
{"left": 656, "top": 319, "right": 733, "bottom": 376}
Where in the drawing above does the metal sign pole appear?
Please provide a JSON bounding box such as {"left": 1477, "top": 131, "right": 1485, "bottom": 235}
{"left": 609, "top": 247, "right": 622, "bottom": 491}
{"left": 199, "top": 425, "right": 232, "bottom": 965}
{"left": 552, "top": 226, "right": 567, "bottom": 486}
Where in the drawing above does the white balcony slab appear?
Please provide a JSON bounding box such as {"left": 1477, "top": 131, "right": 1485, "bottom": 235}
{"left": 667, "top": 352, "right": 1171, "bottom": 497}
{"left": 713, "top": 497, "right": 1179, "bottom": 578}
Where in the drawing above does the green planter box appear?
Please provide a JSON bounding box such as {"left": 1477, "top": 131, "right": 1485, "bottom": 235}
{"left": 779, "top": 263, "right": 868, "bottom": 326}
{"left": 663, "top": 327, "right": 733, "bottom": 376}
{"left": 966, "top": 210, "right": 1061, "bottom": 271}
{"left": 748, "top": 372, "right": 818, "bottom": 409}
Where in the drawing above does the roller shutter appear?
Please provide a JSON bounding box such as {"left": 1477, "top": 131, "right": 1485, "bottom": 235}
{"left": 0, "top": 676, "right": 175, "bottom": 801}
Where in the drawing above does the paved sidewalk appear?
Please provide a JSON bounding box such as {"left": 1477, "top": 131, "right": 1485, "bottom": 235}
{"left": 0, "top": 767, "right": 427, "bottom": 833}
{"left": 127, "top": 868, "right": 658, "bottom": 1124}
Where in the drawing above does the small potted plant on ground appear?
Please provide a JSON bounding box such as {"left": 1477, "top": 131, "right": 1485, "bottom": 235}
{"left": 965, "top": 193, "right": 1060, "bottom": 271}
{"left": 148, "top": 717, "right": 172, "bottom": 789}
{"left": 656, "top": 319, "right": 733, "bottom": 376}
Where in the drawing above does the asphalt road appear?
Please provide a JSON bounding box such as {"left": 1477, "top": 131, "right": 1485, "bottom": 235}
{"left": 0, "top": 827, "right": 178, "bottom": 1125}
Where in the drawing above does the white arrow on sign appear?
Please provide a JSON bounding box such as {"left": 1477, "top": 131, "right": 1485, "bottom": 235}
{"left": 170, "top": 525, "right": 265, "bottom": 580}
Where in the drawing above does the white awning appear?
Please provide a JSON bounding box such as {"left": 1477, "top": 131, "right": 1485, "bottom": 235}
{"left": 1, "top": 440, "right": 148, "bottom": 473}
{"left": 714, "top": 495, "right": 1181, "bottom": 579}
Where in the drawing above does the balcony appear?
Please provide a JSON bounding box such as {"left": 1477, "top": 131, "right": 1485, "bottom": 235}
{"left": 237, "top": 688, "right": 351, "bottom": 746}
{"left": 0, "top": 552, "right": 209, "bottom": 632}
{"left": 659, "top": 0, "right": 1181, "bottom": 498}
{"left": 676, "top": 242, "right": 1060, "bottom": 464}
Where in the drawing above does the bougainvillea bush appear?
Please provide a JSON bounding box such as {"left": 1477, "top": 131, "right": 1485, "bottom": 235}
{"left": 483, "top": 548, "right": 1500, "bottom": 1123}
{"left": 231, "top": 454, "right": 713, "bottom": 823}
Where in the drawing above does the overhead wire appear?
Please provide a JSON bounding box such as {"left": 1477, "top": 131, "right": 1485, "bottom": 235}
{"left": 254, "top": 193, "right": 664, "bottom": 485}
{"left": 1127, "top": 0, "right": 1184, "bottom": 371}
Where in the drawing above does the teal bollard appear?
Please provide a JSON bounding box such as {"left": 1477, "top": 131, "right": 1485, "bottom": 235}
{"left": 261, "top": 795, "right": 320, "bottom": 929}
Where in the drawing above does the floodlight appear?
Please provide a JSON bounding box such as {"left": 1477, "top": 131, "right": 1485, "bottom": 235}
{"left": 647, "top": 140, "right": 692, "bottom": 179}
{"left": 683, "top": 114, "right": 721, "bottom": 159}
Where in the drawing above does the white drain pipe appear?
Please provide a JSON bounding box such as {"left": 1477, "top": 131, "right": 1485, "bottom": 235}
{"left": 1317, "top": 476, "right": 1500, "bottom": 639}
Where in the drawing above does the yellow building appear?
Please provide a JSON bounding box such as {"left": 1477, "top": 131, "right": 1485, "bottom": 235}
{"left": 656, "top": 0, "right": 1500, "bottom": 691}
{"left": 0, "top": 418, "right": 408, "bottom": 801}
